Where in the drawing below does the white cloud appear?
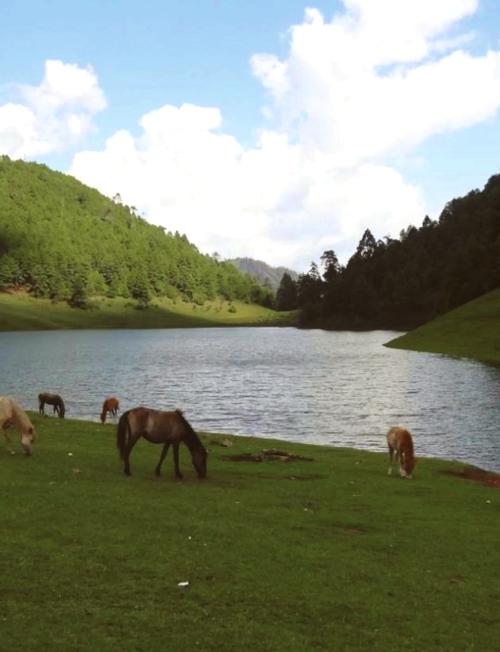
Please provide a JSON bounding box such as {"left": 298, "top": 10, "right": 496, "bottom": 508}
{"left": 68, "top": 1, "right": 500, "bottom": 270}
{"left": 0, "top": 60, "right": 106, "bottom": 159}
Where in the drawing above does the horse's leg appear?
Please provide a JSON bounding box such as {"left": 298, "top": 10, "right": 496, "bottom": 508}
{"left": 123, "top": 433, "right": 140, "bottom": 476}
{"left": 3, "top": 430, "right": 15, "bottom": 455}
{"left": 173, "top": 442, "right": 183, "bottom": 480}
{"left": 387, "top": 446, "right": 394, "bottom": 475}
{"left": 154, "top": 443, "right": 170, "bottom": 477}
{"left": 39, "top": 400, "right": 45, "bottom": 415}
{"left": 399, "top": 451, "right": 407, "bottom": 478}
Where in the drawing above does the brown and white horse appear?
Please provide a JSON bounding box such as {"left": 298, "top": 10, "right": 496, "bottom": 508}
{"left": 0, "top": 396, "right": 36, "bottom": 455}
{"left": 100, "top": 397, "right": 120, "bottom": 424}
{"left": 387, "top": 426, "right": 416, "bottom": 478}
{"left": 117, "top": 407, "right": 207, "bottom": 479}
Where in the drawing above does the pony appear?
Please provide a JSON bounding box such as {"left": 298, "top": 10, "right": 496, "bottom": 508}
{"left": 387, "top": 426, "right": 416, "bottom": 478}
{"left": 0, "top": 396, "right": 36, "bottom": 455}
{"left": 117, "top": 407, "right": 207, "bottom": 480}
{"left": 38, "top": 392, "right": 65, "bottom": 419}
{"left": 100, "top": 397, "right": 120, "bottom": 424}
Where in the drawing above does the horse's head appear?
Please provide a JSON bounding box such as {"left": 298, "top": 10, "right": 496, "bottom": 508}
{"left": 404, "top": 456, "right": 417, "bottom": 478}
{"left": 21, "top": 426, "right": 36, "bottom": 456}
{"left": 192, "top": 445, "right": 208, "bottom": 479}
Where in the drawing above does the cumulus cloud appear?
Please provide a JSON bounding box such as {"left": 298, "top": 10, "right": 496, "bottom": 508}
{"left": 69, "top": 1, "right": 500, "bottom": 269}
{"left": 0, "top": 60, "right": 106, "bottom": 159}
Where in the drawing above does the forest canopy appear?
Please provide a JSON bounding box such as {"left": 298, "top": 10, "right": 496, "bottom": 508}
{"left": 0, "top": 157, "right": 272, "bottom": 308}
{"left": 276, "top": 174, "right": 500, "bottom": 329}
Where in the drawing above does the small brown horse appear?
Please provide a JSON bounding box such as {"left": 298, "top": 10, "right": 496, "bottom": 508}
{"left": 100, "top": 397, "right": 120, "bottom": 424}
{"left": 387, "top": 426, "right": 417, "bottom": 478}
{"left": 0, "top": 396, "right": 36, "bottom": 455}
{"left": 39, "top": 392, "right": 65, "bottom": 419}
{"left": 117, "top": 407, "right": 207, "bottom": 479}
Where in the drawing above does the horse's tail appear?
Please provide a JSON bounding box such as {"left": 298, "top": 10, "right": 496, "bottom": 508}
{"left": 117, "top": 411, "right": 131, "bottom": 460}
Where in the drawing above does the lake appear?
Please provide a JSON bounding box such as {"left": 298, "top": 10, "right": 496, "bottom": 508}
{"left": 1, "top": 328, "right": 499, "bottom": 471}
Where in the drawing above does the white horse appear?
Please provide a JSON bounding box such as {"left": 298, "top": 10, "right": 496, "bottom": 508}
{"left": 0, "top": 396, "right": 36, "bottom": 455}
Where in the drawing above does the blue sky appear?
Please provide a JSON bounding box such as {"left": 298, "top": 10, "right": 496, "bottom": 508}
{"left": 1, "top": 0, "right": 500, "bottom": 269}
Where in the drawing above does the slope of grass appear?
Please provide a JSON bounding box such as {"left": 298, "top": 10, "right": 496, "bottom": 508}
{"left": 385, "top": 287, "right": 500, "bottom": 365}
{"left": 1, "top": 415, "right": 499, "bottom": 651}
{"left": 0, "top": 292, "right": 296, "bottom": 331}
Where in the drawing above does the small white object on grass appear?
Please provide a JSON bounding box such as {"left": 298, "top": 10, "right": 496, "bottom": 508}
{"left": 67, "top": 452, "right": 73, "bottom": 456}
{"left": 178, "top": 581, "right": 189, "bottom": 588}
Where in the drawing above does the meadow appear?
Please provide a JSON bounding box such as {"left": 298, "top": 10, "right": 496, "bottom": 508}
{"left": 0, "top": 292, "right": 295, "bottom": 331}
{"left": 1, "top": 414, "right": 499, "bottom": 651}
{"left": 386, "top": 288, "right": 500, "bottom": 365}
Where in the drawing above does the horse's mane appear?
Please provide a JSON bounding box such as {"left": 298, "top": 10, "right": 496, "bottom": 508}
{"left": 175, "top": 409, "right": 203, "bottom": 449}
{"left": 404, "top": 430, "right": 415, "bottom": 459}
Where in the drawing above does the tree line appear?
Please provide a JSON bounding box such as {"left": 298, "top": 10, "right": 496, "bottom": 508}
{"left": 275, "top": 174, "right": 500, "bottom": 329}
{"left": 0, "top": 157, "right": 273, "bottom": 308}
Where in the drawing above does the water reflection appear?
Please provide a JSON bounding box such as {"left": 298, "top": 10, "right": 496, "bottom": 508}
{"left": 0, "top": 328, "right": 499, "bottom": 471}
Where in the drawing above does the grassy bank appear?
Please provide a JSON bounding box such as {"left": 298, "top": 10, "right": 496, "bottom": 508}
{"left": 385, "top": 287, "right": 500, "bottom": 365}
{"left": 0, "top": 292, "right": 296, "bottom": 331}
{"left": 2, "top": 415, "right": 499, "bottom": 651}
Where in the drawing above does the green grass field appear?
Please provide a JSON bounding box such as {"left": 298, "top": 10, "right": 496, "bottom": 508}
{"left": 385, "top": 288, "right": 500, "bottom": 365}
{"left": 2, "top": 415, "right": 499, "bottom": 651}
{"left": 0, "top": 292, "right": 296, "bottom": 331}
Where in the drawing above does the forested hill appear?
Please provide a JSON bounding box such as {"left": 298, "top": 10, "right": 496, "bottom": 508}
{"left": 283, "top": 174, "right": 500, "bottom": 330}
{"left": 227, "top": 257, "right": 298, "bottom": 291}
{"left": 0, "top": 157, "right": 272, "bottom": 307}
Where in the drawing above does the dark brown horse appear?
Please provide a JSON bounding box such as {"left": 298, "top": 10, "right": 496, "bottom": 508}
{"left": 100, "top": 397, "right": 120, "bottom": 424}
{"left": 117, "top": 407, "right": 207, "bottom": 479}
{"left": 38, "top": 392, "right": 65, "bottom": 419}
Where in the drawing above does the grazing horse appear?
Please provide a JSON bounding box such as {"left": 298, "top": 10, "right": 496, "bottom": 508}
{"left": 387, "top": 426, "right": 416, "bottom": 478}
{"left": 100, "top": 397, "right": 120, "bottom": 424}
{"left": 117, "top": 407, "right": 207, "bottom": 479}
{"left": 0, "top": 396, "right": 36, "bottom": 455}
{"left": 38, "top": 393, "right": 65, "bottom": 419}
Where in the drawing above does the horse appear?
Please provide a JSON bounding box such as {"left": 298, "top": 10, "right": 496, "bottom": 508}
{"left": 117, "top": 407, "right": 207, "bottom": 480}
{"left": 38, "top": 392, "right": 65, "bottom": 419}
{"left": 100, "top": 397, "right": 120, "bottom": 424}
{"left": 0, "top": 396, "right": 36, "bottom": 455}
{"left": 387, "top": 426, "right": 416, "bottom": 478}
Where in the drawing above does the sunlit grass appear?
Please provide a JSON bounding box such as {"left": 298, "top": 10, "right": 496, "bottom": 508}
{"left": 385, "top": 287, "right": 500, "bottom": 365}
{"left": 0, "top": 292, "right": 296, "bottom": 331}
{"left": 1, "top": 414, "right": 499, "bottom": 651}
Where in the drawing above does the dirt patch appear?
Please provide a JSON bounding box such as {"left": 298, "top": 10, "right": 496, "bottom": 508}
{"left": 287, "top": 474, "right": 325, "bottom": 481}
{"left": 442, "top": 466, "right": 500, "bottom": 489}
{"left": 209, "top": 438, "right": 233, "bottom": 448}
{"left": 223, "top": 448, "right": 314, "bottom": 463}
{"left": 331, "top": 523, "right": 366, "bottom": 535}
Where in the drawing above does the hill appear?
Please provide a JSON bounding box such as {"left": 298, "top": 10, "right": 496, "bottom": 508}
{"left": 385, "top": 287, "right": 500, "bottom": 365}
{"left": 227, "top": 257, "right": 298, "bottom": 291}
{"left": 292, "top": 174, "right": 500, "bottom": 330}
{"left": 2, "top": 414, "right": 498, "bottom": 651}
{"left": 0, "top": 157, "right": 272, "bottom": 309}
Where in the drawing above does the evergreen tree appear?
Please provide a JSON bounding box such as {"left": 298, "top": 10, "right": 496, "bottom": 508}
{"left": 275, "top": 272, "right": 298, "bottom": 310}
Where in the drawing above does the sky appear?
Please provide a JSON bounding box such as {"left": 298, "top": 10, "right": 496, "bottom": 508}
{"left": 1, "top": 0, "right": 500, "bottom": 271}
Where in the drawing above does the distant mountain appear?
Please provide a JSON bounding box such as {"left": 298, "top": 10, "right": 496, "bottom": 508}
{"left": 227, "top": 257, "right": 299, "bottom": 292}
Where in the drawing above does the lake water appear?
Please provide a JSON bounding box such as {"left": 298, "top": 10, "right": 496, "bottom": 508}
{"left": 1, "top": 328, "right": 499, "bottom": 471}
